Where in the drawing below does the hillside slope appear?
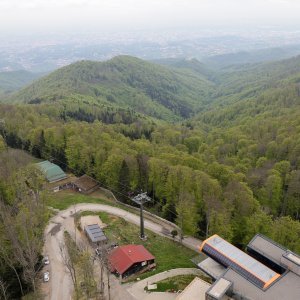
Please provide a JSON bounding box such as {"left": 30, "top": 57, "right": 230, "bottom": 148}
{"left": 1, "top": 53, "right": 300, "bottom": 260}
{"left": 153, "top": 58, "right": 218, "bottom": 82}
{"left": 0, "top": 70, "right": 41, "bottom": 97}
{"left": 193, "top": 55, "right": 300, "bottom": 125}
{"left": 203, "top": 44, "right": 300, "bottom": 67}
{"left": 11, "top": 56, "right": 214, "bottom": 121}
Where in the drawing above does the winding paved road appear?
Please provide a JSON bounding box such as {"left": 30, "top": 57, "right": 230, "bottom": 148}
{"left": 43, "top": 203, "right": 202, "bottom": 300}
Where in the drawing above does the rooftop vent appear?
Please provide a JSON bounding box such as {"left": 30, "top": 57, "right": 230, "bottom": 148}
{"left": 281, "top": 251, "right": 300, "bottom": 275}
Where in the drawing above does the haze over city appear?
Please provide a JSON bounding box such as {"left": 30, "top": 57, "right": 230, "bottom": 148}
{"left": 0, "top": 0, "right": 300, "bottom": 35}
{"left": 1, "top": 1, "right": 300, "bottom": 300}
{"left": 1, "top": 0, "right": 300, "bottom": 72}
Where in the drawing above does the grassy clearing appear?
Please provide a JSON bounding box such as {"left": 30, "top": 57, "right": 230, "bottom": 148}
{"left": 97, "top": 212, "right": 197, "bottom": 280}
{"left": 46, "top": 190, "right": 118, "bottom": 210}
{"left": 145, "top": 273, "right": 212, "bottom": 292}
{"left": 146, "top": 274, "right": 196, "bottom": 292}
{"left": 46, "top": 190, "right": 138, "bottom": 214}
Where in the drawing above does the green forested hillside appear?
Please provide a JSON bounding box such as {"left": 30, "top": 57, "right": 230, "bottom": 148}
{"left": 192, "top": 55, "right": 300, "bottom": 126}
{"left": 153, "top": 58, "right": 218, "bottom": 82}
{"left": 0, "top": 70, "right": 41, "bottom": 98}
{"left": 0, "top": 148, "right": 49, "bottom": 298}
{"left": 157, "top": 55, "right": 300, "bottom": 120}
{"left": 0, "top": 53, "right": 300, "bottom": 297}
{"left": 202, "top": 45, "right": 300, "bottom": 67}
{"left": 11, "top": 56, "right": 214, "bottom": 121}
{"left": 1, "top": 55, "right": 300, "bottom": 298}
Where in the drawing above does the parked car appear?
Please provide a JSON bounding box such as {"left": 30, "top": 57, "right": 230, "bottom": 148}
{"left": 43, "top": 271, "right": 50, "bottom": 282}
{"left": 95, "top": 248, "right": 101, "bottom": 256}
{"left": 43, "top": 256, "right": 50, "bottom": 265}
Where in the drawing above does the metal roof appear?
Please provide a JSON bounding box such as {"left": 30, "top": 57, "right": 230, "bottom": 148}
{"left": 247, "top": 234, "right": 287, "bottom": 266}
{"left": 36, "top": 160, "right": 67, "bottom": 183}
{"left": 74, "top": 174, "right": 99, "bottom": 192}
{"left": 284, "top": 252, "right": 300, "bottom": 266}
{"left": 206, "top": 278, "right": 232, "bottom": 300}
{"left": 199, "top": 234, "right": 300, "bottom": 299}
{"left": 200, "top": 235, "right": 280, "bottom": 289}
{"left": 85, "top": 224, "right": 107, "bottom": 243}
{"left": 81, "top": 215, "right": 106, "bottom": 230}
{"left": 108, "top": 245, "right": 155, "bottom": 275}
{"left": 176, "top": 277, "right": 211, "bottom": 300}
{"left": 281, "top": 251, "right": 300, "bottom": 276}
{"left": 197, "top": 257, "right": 226, "bottom": 280}
{"left": 222, "top": 267, "right": 300, "bottom": 300}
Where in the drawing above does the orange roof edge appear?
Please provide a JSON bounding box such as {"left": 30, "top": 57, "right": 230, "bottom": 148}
{"left": 263, "top": 273, "right": 281, "bottom": 289}
{"left": 199, "top": 234, "right": 219, "bottom": 252}
{"left": 200, "top": 235, "right": 281, "bottom": 286}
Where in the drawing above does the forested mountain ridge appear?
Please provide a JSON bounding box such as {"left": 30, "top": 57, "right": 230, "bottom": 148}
{"left": 202, "top": 44, "right": 300, "bottom": 67}
{"left": 9, "top": 55, "right": 300, "bottom": 125}
{"left": 153, "top": 58, "right": 218, "bottom": 82}
{"left": 155, "top": 55, "right": 300, "bottom": 123}
{"left": 1, "top": 54, "right": 300, "bottom": 300}
{"left": 194, "top": 55, "right": 300, "bottom": 126}
{"left": 10, "top": 55, "right": 214, "bottom": 121}
{"left": 0, "top": 70, "right": 41, "bottom": 98}
{"left": 217, "top": 54, "right": 300, "bottom": 92}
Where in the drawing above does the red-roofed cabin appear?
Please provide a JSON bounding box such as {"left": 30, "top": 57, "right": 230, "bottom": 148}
{"left": 108, "top": 245, "right": 156, "bottom": 279}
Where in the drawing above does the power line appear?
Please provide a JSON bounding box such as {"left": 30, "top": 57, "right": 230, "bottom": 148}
{"left": 48, "top": 155, "right": 134, "bottom": 203}
{"left": 148, "top": 196, "right": 208, "bottom": 237}
{"left": 2, "top": 127, "right": 207, "bottom": 237}
{"left": 0, "top": 130, "right": 134, "bottom": 203}
{"left": 23, "top": 135, "right": 132, "bottom": 201}
{"left": 38, "top": 143, "right": 207, "bottom": 237}
{"left": 45, "top": 142, "right": 208, "bottom": 238}
{"left": 40, "top": 144, "right": 196, "bottom": 236}
{"left": 46, "top": 153, "right": 204, "bottom": 238}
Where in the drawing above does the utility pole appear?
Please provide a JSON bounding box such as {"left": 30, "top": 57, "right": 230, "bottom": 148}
{"left": 131, "top": 192, "right": 151, "bottom": 240}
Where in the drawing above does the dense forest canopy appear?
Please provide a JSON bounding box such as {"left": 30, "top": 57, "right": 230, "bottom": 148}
{"left": 1, "top": 54, "right": 300, "bottom": 297}
{"left": 7, "top": 56, "right": 214, "bottom": 121}
{"left": 0, "top": 149, "right": 49, "bottom": 298}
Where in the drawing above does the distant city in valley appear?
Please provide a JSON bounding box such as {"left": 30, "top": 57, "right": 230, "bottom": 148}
{"left": 1, "top": 1, "right": 300, "bottom": 300}
{"left": 1, "top": 28, "right": 300, "bottom": 72}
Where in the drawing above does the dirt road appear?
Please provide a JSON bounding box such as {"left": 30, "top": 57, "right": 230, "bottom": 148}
{"left": 43, "top": 203, "right": 202, "bottom": 300}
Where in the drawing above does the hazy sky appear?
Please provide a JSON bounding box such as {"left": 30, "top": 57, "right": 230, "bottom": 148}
{"left": 0, "top": 0, "right": 300, "bottom": 35}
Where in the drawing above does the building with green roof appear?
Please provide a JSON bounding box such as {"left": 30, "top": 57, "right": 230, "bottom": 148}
{"left": 36, "top": 160, "right": 67, "bottom": 183}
